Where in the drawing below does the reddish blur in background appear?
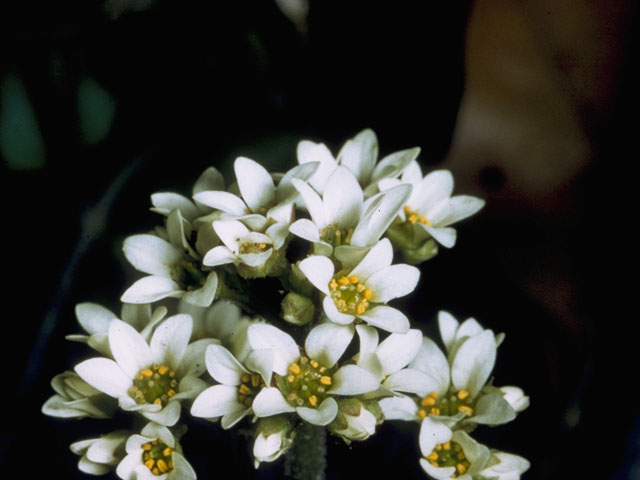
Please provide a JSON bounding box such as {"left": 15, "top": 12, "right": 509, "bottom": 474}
{"left": 1, "top": 1, "right": 636, "bottom": 478}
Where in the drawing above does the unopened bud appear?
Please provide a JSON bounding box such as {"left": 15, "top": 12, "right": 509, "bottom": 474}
{"left": 281, "top": 292, "right": 315, "bottom": 326}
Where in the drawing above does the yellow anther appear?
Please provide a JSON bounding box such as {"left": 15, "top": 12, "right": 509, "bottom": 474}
{"left": 141, "top": 369, "right": 153, "bottom": 378}
{"left": 356, "top": 283, "right": 366, "bottom": 292}
{"left": 443, "top": 442, "right": 451, "bottom": 451}
{"left": 421, "top": 396, "right": 436, "bottom": 407}
{"left": 142, "top": 443, "right": 151, "bottom": 451}
{"left": 317, "top": 386, "right": 325, "bottom": 393}
{"left": 453, "top": 444, "right": 462, "bottom": 452}
{"left": 169, "top": 371, "right": 175, "bottom": 377}
{"left": 349, "top": 275, "right": 359, "bottom": 284}
{"left": 310, "top": 360, "right": 319, "bottom": 369}
{"left": 427, "top": 452, "right": 438, "bottom": 461}
{"left": 289, "top": 363, "right": 301, "bottom": 374}
{"left": 403, "top": 205, "right": 412, "bottom": 213}
{"left": 457, "top": 452, "right": 466, "bottom": 460}
{"left": 338, "top": 276, "right": 350, "bottom": 286}
{"left": 430, "top": 407, "right": 440, "bottom": 415}
{"left": 429, "top": 392, "right": 438, "bottom": 399}
{"left": 330, "top": 279, "right": 338, "bottom": 290}
{"left": 409, "top": 213, "right": 418, "bottom": 224}
{"left": 319, "top": 366, "right": 326, "bottom": 373}
{"left": 157, "top": 459, "right": 169, "bottom": 473}
{"left": 239, "top": 384, "right": 251, "bottom": 395}
{"left": 152, "top": 467, "right": 160, "bottom": 475}
{"left": 436, "top": 444, "right": 442, "bottom": 451}
{"left": 259, "top": 243, "right": 266, "bottom": 249}
{"left": 458, "top": 405, "right": 473, "bottom": 417}
{"left": 245, "top": 397, "right": 253, "bottom": 407}
{"left": 241, "top": 374, "right": 250, "bottom": 383}
{"left": 251, "top": 375, "right": 260, "bottom": 387}
{"left": 163, "top": 447, "right": 172, "bottom": 457}
{"left": 430, "top": 461, "right": 438, "bottom": 467}
{"left": 457, "top": 389, "right": 470, "bottom": 400}
{"left": 320, "top": 376, "right": 332, "bottom": 386}
{"left": 144, "top": 459, "right": 155, "bottom": 470}
{"left": 308, "top": 395, "right": 318, "bottom": 407}
{"left": 287, "top": 375, "right": 295, "bottom": 383}
{"left": 153, "top": 398, "right": 162, "bottom": 405}
{"left": 456, "top": 463, "right": 467, "bottom": 474}
{"left": 158, "top": 365, "right": 169, "bottom": 375}
{"left": 356, "top": 303, "right": 366, "bottom": 315}
{"left": 364, "top": 289, "right": 373, "bottom": 300}
{"left": 167, "top": 389, "right": 176, "bottom": 397}
{"left": 417, "top": 409, "right": 427, "bottom": 419}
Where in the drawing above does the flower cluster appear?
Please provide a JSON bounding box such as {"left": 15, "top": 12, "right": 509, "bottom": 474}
{"left": 43, "top": 129, "right": 528, "bottom": 479}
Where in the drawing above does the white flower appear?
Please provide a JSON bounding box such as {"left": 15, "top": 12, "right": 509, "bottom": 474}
{"left": 121, "top": 209, "right": 218, "bottom": 307}
{"left": 438, "top": 310, "right": 505, "bottom": 358}
{"left": 190, "top": 344, "right": 274, "bottom": 429}
{"left": 42, "top": 371, "right": 116, "bottom": 419}
{"left": 70, "top": 430, "right": 129, "bottom": 476}
{"left": 297, "top": 128, "right": 419, "bottom": 197}
{"left": 116, "top": 422, "right": 196, "bottom": 480}
{"left": 248, "top": 323, "right": 380, "bottom": 426}
{"left": 299, "top": 238, "right": 420, "bottom": 333}
{"left": 480, "top": 451, "right": 530, "bottom": 480}
{"left": 192, "top": 156, "right": 318, "bottom": 228}
{"left": 253, "top": 417, "right": 293, "bottom": 468}
{"left": 379, "top": 327, "right": 518, "bottom": 428}
{"left": 75, "top": 315, "right": 215, "bottom": 426}
{"left": 380, "top": 162, "right": 485, "bottom": 248}
{"left": 289, "top": 166, "right": 411, "bottom": 261}
{"left": 498, "top": 386, "right": 530, "bottom": 413}
{"left": 66, "top": 302, "right": 167, "bottom": 356}
{"left": 329, "top": 398, "right": 380, "bottom": 442}
{"left": 418, "top": 417, "right": 491, "bottom": 479}
{"left": 202, "top": 218, "right": 288, "bottom": 274}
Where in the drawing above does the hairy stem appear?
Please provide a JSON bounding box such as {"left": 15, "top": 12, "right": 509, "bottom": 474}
{"left": 285, "top": 422, "right": 326, "bottom": 480}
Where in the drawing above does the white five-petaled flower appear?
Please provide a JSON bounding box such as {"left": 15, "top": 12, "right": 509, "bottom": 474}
{"left": 299, "top": 238, "right": 420, "bottom": 333}
{"left": 296, "top": 128, "right": 420, "bottom": 197}
{"left": 116, "top": 422, "right": 196, "bottom": 480}
{"left": 42, "top": 371, "right": 116, "bottom": 419}
{"left": 121, "top": 209, "right": 218, "bottom": 307}
{"left": 75, "top": 315, "right": 215, "bottom": 426}
{"left": 289, "top": 165, "right": 411, "bottom": 262}
{"left": 70, "top": 430, "right": 129, "bottom": 476}
{"left": 202, "top": 218, "right": 289, "bottom": 271}
{"left": 380, "top": 161, "right": 485, "bottom": 248}
{"left": 190, "top": 344, "right": 274, "bottom": 429}
{"left": 192, "top": 156, "right": 318, "bottom": 230}
{"left": 379, "top": 320, "right": 518, "bottom": 428}
{"left": 247, "top": 323, "right": 380, "bottom": 426}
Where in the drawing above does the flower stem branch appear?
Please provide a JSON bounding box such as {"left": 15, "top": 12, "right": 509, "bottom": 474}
{"left": 285, "top": 422, "right": 326, "bottom": 480}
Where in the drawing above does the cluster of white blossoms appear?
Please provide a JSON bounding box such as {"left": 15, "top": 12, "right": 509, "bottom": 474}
{"left": 43, "top": 129, "right": 529, "bottom": 479}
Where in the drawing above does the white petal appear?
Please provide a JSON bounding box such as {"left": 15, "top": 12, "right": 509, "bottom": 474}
{"left": 329, "top": 365, "right": 379, "bottom": 395}
{"left": 423, "top": 225, "right": 457, "bottom": 248}
{"left": 455, "top": 318, "right": 485, "bottom": 342}
{"left": 289, "top": 218, "right": 321, "bottom": 243}
{"left": 193, "top": 191, "right": 247, "bottom": 215}
{"left": 366, "top": 264, "right": 420, "bottom": 303}
{"left": 247, "top": 324, "right": 299, "bottom": 375}
{"left": 376, "top": 329, "right": 422, "bottom": 375}
{"left": 482, "top": 452, "right": 530, "bottom": 477}
{"left": 116, "top": 453, "right": 139, "bottom": 479}
{"left": 246, "top": 349, "right": 275, "bottom": 385}
{"left": 305, "top": 323, "right": 354, "bottom": 368}
{"left": 202, "top": 246, "right": 237, "bottom": 267}
{"left": 151, "top": 192, "right": 199, "bottom": 221}
{"left": 142, "top": 400, "right": 181, "bottom": 426}
{"left": 401, "top": 160, "right": 423, "bottom": 185}
{"left": 266, "top": 202, "right": 294, "bottom": 226}
{"left": 205, "top": 345, "right": 247, "bottom": 385}
{"left": 191, "top": 385, "right": 243, "bottom": 418}
{"left": 419, "top": 417, "right": 452, "bottom": 456}
{"left": 333, "top": 245, "right": 369, "bottom": 270}
{"left": 348, "top": 238, "right": 393, "bottom": 282}
{"left": 234, "top": 156, "right": 276, "bottom": 213}
{"left": 296, "top": 397, "right": 338, "bottom": 426}
{"left": 77, "top": 456, "right": 110, "bottom": 475}
{"left": 149, "top": 314, "right": 193, "bottom": 370}
{"left": 298, "top": 255, "right": 334, "bottom": 295}
{"left": 238, "top": 249, "right": 273, "bottom": 268}
{"left": 86, "top": 436, "right": 124, "bottom": 464}
{"left": 121, "top": 303, "right": 152, "bottom": 331}
{"left": 452, "top": 431, "right": 491, "bottom": 473}
{"left": 322, "top": 166, "right": 363, "bottom": 227}
{"left": 382, "top": 368, "right": 441, "bottom": 397}
{"left": 499, "top": 386, "right": 530, "bottom": 413}
{"left": 277, "top": 161, "right": 320, "bottom": 202}
{"left": 414, "top": 170, "right": 454, "bottom": 211}
{"left": 370, "top": 146, "right": 420, "bottom": 183}
{"left": 213, "top": 219, "right": 249, "bottom": 250}
{"left": 181, "top": 271, "right": 218, "bottom": 307}
{"left": 291, "top": 177, "right": 326, "bottom": 227}
{"left": 121, "top": 276, "right": 183, "bottom": 304}
{"left": 471, "top": 393, "right": 516, "bottom": 425}
{"left": 252, "top": 387, "right": 296, "bottom": 417}
{"left": 140, "top": 422, "right": 175, "bottom": 446}
{"left": 109, "top": 319, "right": 153, "bottom": 378}
{"left": 297, "top": 140, "right": 337, "bottom": 192}
{"left": 176, "top": 338, "right": 217, "bottom": 378}
{"left": 171, "top": 452, "right": 197, "bottom": 480}
{"left": 378, "top": 395, "right": 418, "bottom": 421}
{"left": 75, "top": 358, "right": 130, "bottom": 398}
{"left": 438, "top": 310, "right": 460, "bottom": 352}
{"left": 322, "top": 296, "right": 355, "bottom": 325}
{"left": 437, "top": 195, "right": 485, "bottom": 227}
{"left": 75, "top": 303, "right": 117, "bottom": 335}
{"left": 123, "top": 235, "right": 182, "bottom": 276}
{"left": 451, "top": 331, "right": 496, "bottom": 397}
{"left": 358, "top": 305, "right": 409, "bottom": 333}
{"left": 193, "top": 166, "right": 225, "bottom": 195}
{"left": 355, "top": 325, "right": 379, "bottom": 359}
{"left": 221, "top": 408, "right": 251, "bottom": 429}
{"left": 236, "top": 213, "right": 269, "bottom": 231}
{"left": 171, "top": 376, "right": 209, "bottom": 401}
{"left": 337, "top": 128, "right": 378, "bottom": 185}
{"left": 409, "top": 338, "right": 450, "bottom": 395}
{"left": 266, "top": 221, "right": 290, "bottom": 250}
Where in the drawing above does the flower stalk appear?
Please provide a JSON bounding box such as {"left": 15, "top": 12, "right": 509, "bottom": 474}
{"left": 285, "top": 422, "right": 327, "bottom": 480}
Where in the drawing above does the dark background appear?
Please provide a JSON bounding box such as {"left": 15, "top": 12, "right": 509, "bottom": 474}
{"left": 1, "top": 0, "right": 637, "bottom": 478}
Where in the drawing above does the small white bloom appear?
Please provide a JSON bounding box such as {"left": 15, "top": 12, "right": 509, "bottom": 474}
{"left": 418, "top": 418, "right": 491, "bottom": 479}
{"left": 480, "top": 451, "right": 530, "bottom": 480}
{"left": 438, "top": 310, "right": 505, "bottom": 358}
{"left": 75, "top": 315, "right": 216, "bottom": 426}
{"left": 329, "top": 398, "right": 380, "bottom": 442}
{"left": 299, "top": 238, "right": 419, "bottom": 333}
{"left": 42, "top": 371, "right": 116, "bottom": 419}
{"left": 190, "top": 344, "right": 274, "bottom": 429}
{"left": 498, "top": 386, "right": 530, "bottom": 413}
{"left": 253, "top": 416, "right": 293, "bottom": 468}
{"left": 121, "top": 209, "right": 218, "bottom": 307}
{"left": 116, "top": 422, "right": 196, "bottom": 480}
{"left": 380, "top": 162, "right": 485, "bottom": 248}
{"left": 70, "top": 430, "right": 129, "bottom": 476}
{"left": 248, "top": 323, "right": 379, "bottom": 426}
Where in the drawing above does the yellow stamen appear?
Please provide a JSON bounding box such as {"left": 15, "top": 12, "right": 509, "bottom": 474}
{"left": 251, "top": 375, "right": 260, "bottom": 387}
{"left": 349, "top": 275, "right": 359, "bottom": 284}
{"left": 426, "top": 452, "right": 438, "bottom": 461}
{"left": 456, "top": 463, "right": 467, "bottom": 474}
{"left": 443, "top": 442, "right": 451, "bottom": 451}
{"left": 158, "top": 365, "right": 169, "bottom": 375}
{"left": 142, "top": 443, "right": 151, "bottom": 451}
{"left": 320, "top": 376, "right": 332, "bottom": 386}
{"left": 153, "top": 398, "right": 162, "bottom": 405}
{"left": 289, "top": 363, "right": 301, "bottom": 374}
{"left": 457, "top": 389, "right": 470, "bottom": 400}
{"left": 356, "top": 303, "right": 366, "bottom": 315}
{"left": 458, "top": 405, "right": 473, "bottom": 417}
{"left": 310, "top": 360, "right": 319, "bottom": 369}
{"left": 436, "top": 444, "right": 442, "bottom": 451}
{"left": 338, "top": 276, "right": 350, "bottom": 286}
{"left": 241, "top": 374, "right": 250, "bottom": 383}
{"left": 356, "top": 283, "right": 366, "bottom": 292}
{"left": 141, "top": 369, "right": 153, "bottom": 378}
{"left": 417, "top": 409, "right": 427, "bottom": 419}
{"left": 163, "top": 447, "right": 172, "bottom": 457}
{"left": 308, "top": 395, "right": 318, "bottom": 407}
{"left": 152, "top": 467, "right": 160, "bottom": 475}
{"left": 157, "top": 459, "right": 169, "bottom": 473}
{"left": 421, "top": 396, "right": 436, "bottom": 407}
{"left": 239, "top": 384, "right": 251, "bottom": 395}
{"left": 430, "top": 407, "right": 440, "bottom": 415}
{"left": 144, "top": 459, "right": 155, "bottom": 470}
{"left": 287, "top": 375, "right": 295, "bottom": 383}
{"left": 329, "top": 279, "right": 338, "bottom": 290}
{"left": 167, "top": 389, "right": 176, "bottom": 397}
{"left": 364, "top": 289, "right": 373, "bottom": 300}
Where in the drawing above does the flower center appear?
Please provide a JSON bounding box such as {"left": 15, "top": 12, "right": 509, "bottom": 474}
{"left": 238, "top": 373, "right": 266, "bottom": 408}
{"left": 239, "top": 242, "right": 269, "bottom": 254}
{"left": 329, "top": 275, "right": 372, "bottom": 315}
{"left": 320, "top": 224, "right": 353, "bottom": 247}
{"left": 417, "top": 388, "right": 475, "bottom": 419}
{"left": 174, "top": 255, "right": 207, "bottom": 290}
{"left": 277, "top": 356, "right": 334, "bottom": 408}
{"left": 129, "top": 364, "right": 178, "bottom": 407}
{"left": 141, "top": 439, "right": 174, "bottom": 476}
{"left": 425, "top": 441, "right": 470, "bottom": 477}
{"left": 403, "top": 205, "right": 431, "bottom": 226}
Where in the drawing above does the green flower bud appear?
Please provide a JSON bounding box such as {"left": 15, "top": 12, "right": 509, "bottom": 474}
{"left": 281, "top": 292, "right": 315, "bottom": 326}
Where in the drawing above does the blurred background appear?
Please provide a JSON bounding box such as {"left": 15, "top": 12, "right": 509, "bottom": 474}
{"left": 1, "top": 0, "right": 637, "bottom": 478}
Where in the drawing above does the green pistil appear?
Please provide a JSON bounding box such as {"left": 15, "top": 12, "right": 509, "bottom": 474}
{"left": 276, "top": 356, "right": 335, "bottom": 409}
{"left": 319, "top": 224, "right": 353, "bottom": 247}
{"left": 128, "top": 364, "right": 178, "bottom": 407}
{"left": 425, "top": 441, "right": 470, "bottom": 477}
